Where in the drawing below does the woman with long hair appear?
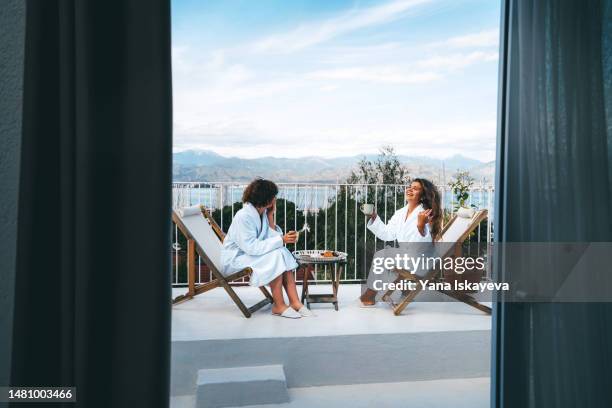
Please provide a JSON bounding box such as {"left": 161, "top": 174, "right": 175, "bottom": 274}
{"left": 221, "top": 178, "right": 312, "bottom": 318}
{"left": 360, "top": 178, "right": 442, "bottom": 306}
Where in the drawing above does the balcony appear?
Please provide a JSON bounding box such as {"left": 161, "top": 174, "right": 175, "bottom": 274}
{"left": 171, "top": 182, "right": 494, "bottom": 285}
{"left": 170, "top": 182, "right": 493, "bottom": 408}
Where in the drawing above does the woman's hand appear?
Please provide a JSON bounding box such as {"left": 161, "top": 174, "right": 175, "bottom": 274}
{"left": 369, "top": 211, "right": 377, "bottom": 222}
{"left": 266, "top": 198, "right": 277, "bottom": 228}
{"left": 283, "top": 231, "right": 298, "bottom": 244}
{"left": 417, "top": 209, "right": 432, "bottom": 226}
{"left": 417, "top": 209, "right": 432, "bottom": 236}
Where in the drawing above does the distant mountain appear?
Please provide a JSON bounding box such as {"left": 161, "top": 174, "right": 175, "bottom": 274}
{"left": 173, "top": 150, "right": 226, "bottom": 166}
{"left": 173, "top": 149, "right": 495, "bottom": 185}
{"left": 468, "top": 160, "right": 496, "bottom": 183}
{"left": 400, "top": 154, "right": 483, "bottom": 171}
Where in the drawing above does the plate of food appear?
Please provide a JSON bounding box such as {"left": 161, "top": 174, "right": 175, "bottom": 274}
{"left": 292, "top": 249, "right": 348, "bottom": 262}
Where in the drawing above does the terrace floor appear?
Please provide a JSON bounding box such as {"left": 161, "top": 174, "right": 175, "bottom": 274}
{"left": 171, "top": 284, "right": 492, "bottom": 408}
{"left": 171, "top": 284, "right": 492, "bottom": 341}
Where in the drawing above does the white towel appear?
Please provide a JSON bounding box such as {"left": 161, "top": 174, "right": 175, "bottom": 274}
{"left": 457, "top": 207, "right": 475, "bottom": 219}
{"left": 178, "top": 205, "right": 202, "bottom": 218}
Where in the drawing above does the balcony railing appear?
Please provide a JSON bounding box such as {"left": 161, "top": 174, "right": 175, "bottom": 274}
{"left": 171, "top": 182, "right": 495, "bottom": 286}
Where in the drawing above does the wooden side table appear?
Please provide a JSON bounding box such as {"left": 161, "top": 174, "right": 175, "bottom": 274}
{"left": 293, "top": 251, "right": 347, "bottom": 311}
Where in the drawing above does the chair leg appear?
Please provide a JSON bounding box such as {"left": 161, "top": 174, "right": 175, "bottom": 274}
{"left": 259, "top": 286, "right": 273, "bottom": 301}
{"left": 248, "top": 297, "right": 273, "bottom": 314}
{"left": 383, "top": 269, "right": 417, "bottom": 304}
{"left": 174, "top": 265, "right": 274, "bottom": 317}
{"left": 393, "top": 286, "right": 423, "bottom": 316}
{"left": 381, "top": 276, "right": 401, "bottom": 303}
{"left": 172, "top": 293, "right": 193, "bottom": 305}
{"left": 439, "top": 290, "right": 492, "bottom": 314}
{"left": 217, "top": 278, "right": 252, "bottom": 318}
{"left": 300, "top": 266, "right": 310, "bottom": 304}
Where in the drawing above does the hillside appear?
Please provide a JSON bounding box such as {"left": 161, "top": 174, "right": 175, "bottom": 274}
{"left": 173, "top": 150, "right": 495, "bottom": 185}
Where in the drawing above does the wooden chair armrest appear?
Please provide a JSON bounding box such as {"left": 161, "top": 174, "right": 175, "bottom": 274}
{"left": 394, "top": 268, "right": 417, "bottom": 280}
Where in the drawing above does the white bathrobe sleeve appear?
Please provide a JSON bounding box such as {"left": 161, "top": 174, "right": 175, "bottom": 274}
{"left": 367, "top": 210, "right": 402, "bottom": 241}
{"left": 232, "top": 213, "right": 284, "bottom": 256}
{"left": 411, "top": 222, "right": 431, "bottom": 242}
{"left": 268, "top": 224, "right": 284, "bottom": 237}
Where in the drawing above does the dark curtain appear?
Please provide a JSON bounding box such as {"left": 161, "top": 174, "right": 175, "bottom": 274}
{"left": 494, "top": 1, "right": 612, "bottom": 407}
{"left": 11, "top": 1, "right": 172, "bottom": 407}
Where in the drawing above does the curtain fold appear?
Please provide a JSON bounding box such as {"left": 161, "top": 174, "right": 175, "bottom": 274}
{"left": 11, "top": 1, "right": 172, "bottom": 407}
{"left": 495, "top": 1, "right": 612, "bottom": 407}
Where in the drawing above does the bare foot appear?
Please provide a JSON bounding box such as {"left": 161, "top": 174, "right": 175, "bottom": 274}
{"left": 290, "top": 302, "right": 304, "bottom": 311}
{"left": 360, "top": 289, "right": 377, "bottom": 306}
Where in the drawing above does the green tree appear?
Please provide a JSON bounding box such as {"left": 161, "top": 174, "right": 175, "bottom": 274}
{"left": 334, "top": 146, "right": 412, "bottom": 280}
{"left": 347, "top": 145, "right": 410, "bottom": 185}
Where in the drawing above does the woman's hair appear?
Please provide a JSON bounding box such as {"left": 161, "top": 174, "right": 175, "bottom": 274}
{"left": 242, "top": 178, "right": 279, "bottom": 207}
{"left": 413, "top": 178, "right": 442, "bottom": 241}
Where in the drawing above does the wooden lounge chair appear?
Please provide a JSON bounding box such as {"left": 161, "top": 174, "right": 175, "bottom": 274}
{"left": 382, "top": 209, "right": 492, "bottom": 316}
{"left": 171, "top": 205, "right": 273, "bottom": 318}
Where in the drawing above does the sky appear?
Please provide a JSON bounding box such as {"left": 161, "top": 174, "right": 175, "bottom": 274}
{"left": 172, "top": 0, "right": 501, "bottom": 161}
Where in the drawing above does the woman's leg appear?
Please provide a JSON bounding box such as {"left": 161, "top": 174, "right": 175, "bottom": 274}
{"left": 361, "top": 247, "right": 404, "bottom": 305}
{"left": 360, "top": 247, "right": 392, "bottom": 305}
{"left": 269, "top": 274, "right": 289, "bottom": 314}
{"left": 282, "top": 270, "right": 304, "bottom": 310}
{"left": 360, "top": 249, "right": 382, "bottom": 305}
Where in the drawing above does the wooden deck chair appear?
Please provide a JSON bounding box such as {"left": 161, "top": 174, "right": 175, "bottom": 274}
{"left": 171, "top": 205, "right": 273, "bottom": 318}
{"left": 382, "top": 209, "right": 492, "bottom": 316}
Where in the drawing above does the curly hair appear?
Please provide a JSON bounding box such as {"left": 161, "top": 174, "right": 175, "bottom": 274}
{"left": 413, "top": 178, "right": 442, "bottom": 241}
{"left": 242, "top": 178, "right": 279, "bottom": 208}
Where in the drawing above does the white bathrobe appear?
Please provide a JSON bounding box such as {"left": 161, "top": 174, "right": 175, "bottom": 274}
{"left": 221, "top": 203, "right": 298, "bottom": 287}
{"left": 367, "top": 204, "right": 432, "bottom": 243}
{"left": 365, "top": 204, "right": 433, "bottom": 292}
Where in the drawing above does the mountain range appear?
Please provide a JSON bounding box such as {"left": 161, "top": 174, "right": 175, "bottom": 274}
{"left": 173, "top": 149, "right": 495, "bottom": 184}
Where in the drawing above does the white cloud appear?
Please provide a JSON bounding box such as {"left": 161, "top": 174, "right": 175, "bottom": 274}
{"left": 305, "top": 49, "right": 497, "bottom": 85}
{"left": 307, "top": 66, "right": 440, "bottom": 84}
{"left": 251, "top": 0, "right": 433, "bottom": 54}
{"left": 430, "top": 29, "right": 499, "bottom": 48}
{"left": 416, "top": 51, "right": 498, "bottom": 70}
{"left": 173, "top": 119, "right": 498, "bottom": 161}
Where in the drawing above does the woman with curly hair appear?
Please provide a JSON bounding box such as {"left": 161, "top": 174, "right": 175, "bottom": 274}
{"left": 221, "top": 178, "right": 312, "bottom": 318}
{"left": 360, "top": 178, "right": 442, "bottom": 307}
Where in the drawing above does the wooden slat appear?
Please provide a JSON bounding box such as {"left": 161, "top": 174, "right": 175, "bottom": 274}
{"left": 187, "top": 239, "right": 196, "bottom": 297}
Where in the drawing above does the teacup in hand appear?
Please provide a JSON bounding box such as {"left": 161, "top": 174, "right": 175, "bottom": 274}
{"left": 360, "top": 203, "right": 374, "bottom": 215}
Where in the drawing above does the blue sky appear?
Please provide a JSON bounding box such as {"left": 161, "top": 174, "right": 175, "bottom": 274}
{"left": 172, "top": 0, "right": 501, "bottom": 161}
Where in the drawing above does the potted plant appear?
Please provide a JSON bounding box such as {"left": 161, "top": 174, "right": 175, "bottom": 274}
{"left": 446, "top": 170, "right": 483, "bottom": 290}
{"left": 448, "top": 170, "right": 476, "bottom": 218}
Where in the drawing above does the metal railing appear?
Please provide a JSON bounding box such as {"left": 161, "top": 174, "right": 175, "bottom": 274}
{"left": 171, "top": 182, "right": 495, "bottom": 286}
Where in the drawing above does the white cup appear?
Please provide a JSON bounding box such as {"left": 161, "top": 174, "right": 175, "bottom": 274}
{"left": 360, "top": 203, "right": 374, "bottom": 215}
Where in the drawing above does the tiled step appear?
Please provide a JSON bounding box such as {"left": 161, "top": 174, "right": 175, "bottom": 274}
{"left": 196, "top": 365, "right": 290, "bottom": 408}
{"left": 171, "top": 377, "right": 490, "bottom": 408}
